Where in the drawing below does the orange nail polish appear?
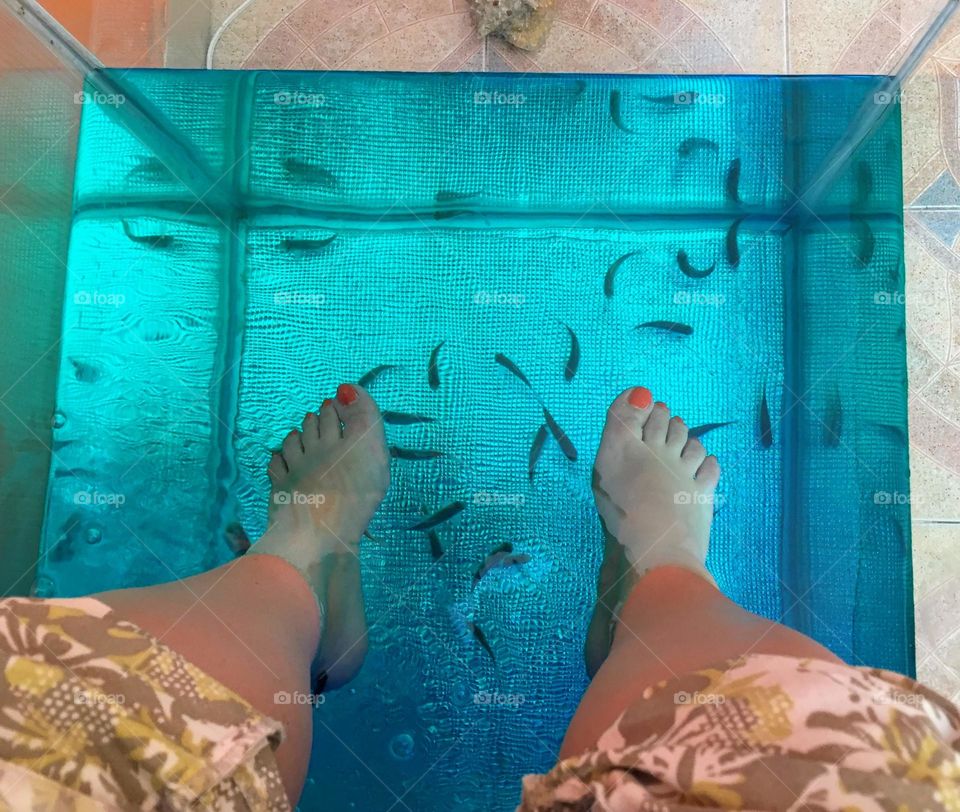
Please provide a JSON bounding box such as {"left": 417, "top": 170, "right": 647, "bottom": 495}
{"left": 628, "top": 387, "right": 652, "bottom": 409}
{"left": 654, "top": 401, "right": 667, "bottom": 409}
{"left": 336, "top": 384, "right": 358, "bottom": 405}
{"left": 304, "top": 412, "right": 313, "bottom": 422}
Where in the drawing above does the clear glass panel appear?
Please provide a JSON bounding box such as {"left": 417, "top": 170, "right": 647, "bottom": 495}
{"left": 0, "top": 3, "right": 83, "bottom": 597}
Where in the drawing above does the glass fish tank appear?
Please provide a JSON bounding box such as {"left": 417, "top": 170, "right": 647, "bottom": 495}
{"left": 39, "top": 70, "right": 911, "bottom": 811}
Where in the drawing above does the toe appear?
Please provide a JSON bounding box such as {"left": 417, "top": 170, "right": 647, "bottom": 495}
{"left": 281, "top": 429, "right": 304, "bottom": 463}
{"left": 696, "top": 455, "right": 721, "bottom": 489}
{"left": 268, "top": 451, "right": 287, "bottom": 481}
{"left": 642, "top": 402, "right": 670, "bottom": 444}
{"left": 602, "top": 386, "right": 655, "bottom": 443}
{"left": 335, "top": 384, "right": 383, "bottom": 441}
{"left": 318, "top": 398, "right": 341, "bottom": 441}
{"left": 666, "top": 416, "right": 688, "bottom": 450}
{"left": 680, "top": 437, "right": 707, "bottom": 471}
{"left": 302, "top": 412, "right": 321, "bottom": 448}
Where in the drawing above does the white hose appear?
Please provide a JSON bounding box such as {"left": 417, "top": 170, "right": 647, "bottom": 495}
{"left": 206, "top": 0, "right": 259, "bottom": 69}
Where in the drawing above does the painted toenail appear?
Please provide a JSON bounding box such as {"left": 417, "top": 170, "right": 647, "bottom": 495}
{"left": 304, "top": 412, "right": 314, "bottom": 422}
{"left": 322, "top": 399, "right": 332, "bottom": 408}
{"left": 336, "top": 384, "right": 358, "bottom": 405}
{"left": 654, "top": 401, "right": 667, "bottom": 409}
{"left": 628, "top": 387, "right": 652, "bottom": 409}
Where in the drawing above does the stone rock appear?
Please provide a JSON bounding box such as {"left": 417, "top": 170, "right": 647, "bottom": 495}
{"left": 470, "top": 0, "right": 556, "bottom": 51}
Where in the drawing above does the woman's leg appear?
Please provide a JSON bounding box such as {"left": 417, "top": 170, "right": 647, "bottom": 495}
{"left": 96, "top": 384, "right": 390, "bottom": 803}
{"left": 562, "top": 387, "right": 841, "bottom": 758}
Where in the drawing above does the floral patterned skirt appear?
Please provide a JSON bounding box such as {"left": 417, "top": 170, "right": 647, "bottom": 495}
{"left": 519, "top": 653, "right": 960, "bottom": 811}
{"left": 0, "top": 597, "right": 290, "bottom": 811}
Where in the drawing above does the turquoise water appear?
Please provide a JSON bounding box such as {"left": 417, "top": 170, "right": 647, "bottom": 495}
{"left": 41, "top": 71, "right": 910, "bottom": 810}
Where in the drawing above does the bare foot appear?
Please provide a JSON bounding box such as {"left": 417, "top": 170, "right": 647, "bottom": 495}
{"left": 586, "top": 386, "right": 720, "bottom": 677}
{"left": 251, "top": 383, "right": 389, "bottom": 688}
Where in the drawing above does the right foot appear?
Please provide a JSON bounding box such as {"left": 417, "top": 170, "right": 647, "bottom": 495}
{"left": 586, "top": 387, "right": 720, "bottom": 677}
{"left": 252, "top": 383, "right": 390, "bottom": 688}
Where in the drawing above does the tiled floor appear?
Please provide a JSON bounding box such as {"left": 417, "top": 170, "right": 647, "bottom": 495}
{"left": 139, "top": 0, "right": 960, "bottom": 695}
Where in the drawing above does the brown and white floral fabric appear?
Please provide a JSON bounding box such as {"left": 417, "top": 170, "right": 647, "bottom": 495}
{"left": 519, "top": 653, "right": 960, "bottom": 811}
{"left": 0, "top": 597, "right": 289, "bottom": 811}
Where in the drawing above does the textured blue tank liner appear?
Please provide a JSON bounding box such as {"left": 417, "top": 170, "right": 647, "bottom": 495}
{"left": 41, "top": 71, "right": 910, "bottom": 811}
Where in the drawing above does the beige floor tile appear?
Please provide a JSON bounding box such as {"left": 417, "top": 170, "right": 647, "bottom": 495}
{"left": 376, "top": 0, "right": 455, "bottom": 31}
{"left": 344, "top": 12, "right": 475, "bottom": 70}
{"left": 901, "top": 59, "right": 946, "bottom": 204}
{"left": 677, "top": 0, "right": 784, "bottom": 73}
{"left": 913, "top": 523, "right": 960, "bottom": 599}
{"left": 557, "top": 0, "right": 600, "bottom": 27}
{"left": 611, "top": 0, "right": 691, "bottom": 36}
{"left": 669, "top": 16, "right": 740, "bottom": 73}
{"left": 312, "top": 4, "right": 390, "bottom": 67}
{"left": 910, "top": 450, "right": 960, "bottom": 521}
{"left": 584, "top": 1, "right": 663, "bottom": 65}
{"left": 914, "top": 524, "right": 960, "bottom": 696}
{"left": 789, "top": 0, "right": 885, "bottom": 72}
{"left": 517, "top": 22, "right": 636, "bottom": 72}
{"left": 210, "top": 0, "right": 304, "bottom": 68}
{"left": 905, "top": 216, "right": 958, "bottom": 359}
{"left": 286, "top": 0, "right": 370, "bottom": 36}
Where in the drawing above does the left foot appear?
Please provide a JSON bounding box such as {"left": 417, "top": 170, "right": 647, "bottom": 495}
{"left": 251, "top": 384, "right": 390, "bottom": 688}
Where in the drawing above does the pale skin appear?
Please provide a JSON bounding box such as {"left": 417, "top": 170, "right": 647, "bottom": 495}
{"left": 95, "top": 383, "right": 841, "bottom": 805}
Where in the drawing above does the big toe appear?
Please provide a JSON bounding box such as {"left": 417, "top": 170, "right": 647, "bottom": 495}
{"left": 335, "top": 383, "right": 383, "bottom": 440}
{"left": 597, "top": 387, "right": 655, "bottom": 461}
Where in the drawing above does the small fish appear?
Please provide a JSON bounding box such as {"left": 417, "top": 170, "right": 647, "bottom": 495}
{"left": 410, "top": 501, "right": 466, "bottom": 532}
{"left": 854, "top": 161, "right": 873, "bottom": 208}
{"left": 358, "top": 364, "right": 397, "bottom": 388}
{"left": 725, "top": 158, "right": 742, "bottom": 204}
{"left": 468, "top": 621, "right": 496, "bottom": 661}
{"left": 225, "top": 522, "right": 251, "bottom": 556}
{"left": 53, "top": 467, "right": 99, "bottom": 480}
{"left": 428, "top": 341, "right": 445, "bottom": 390}
{"left": 760, "top": 390, "right": 773, "bottom": 448}
{"left": 543, "top": 407, "right": 577, "bottom": 462}
{"left": 389, "top": 446, "right": 443, "bottom": 461}
{"left": 427, "top": 530, "right": 444, "bottom": 560}
{"left": 853, "top": 217, "right": 875, "bottom": 268}
{"left": 473, "top": 542, "right": 531, "bottom": 588}
{"left": 382, "top": 411, "right": 435, "bottom": 425}
{"left": 823, "top": 388, "right": 843, "bottom": 447}
{"left": 126, "top": 157, "right": 171, "bottom": 182}
{"left": 642, "top": 91, "right": 699, "bottom": 106}
{"left": 678, "top": 137, "right": 719, "bottom": 158}
{"left": 562, "top": 324, "right": 580, "bottom": 381}
{"left": 529, "top": 424, "right": 548, "bottom": 482}
{"left": 609, "top": 90, "right": 635, "bottom": 133}
{"left": 283, "top": 157, "right": 338, "bottom": 189}
{"left": 70, "top": 358, "right": 100, "bottom": 383}
{"left": 604, "top": 251, "right": 641, "bottom": 298}
{"left": 677, "top": 249, "right": 716, "bottom": 279}
{"left": 121, "top": 220, "right": 173, "bottom": 248}
{"left": 434, "top": 190, "right": 478, "bottom": 220}
{"left": 635, "top": 320, "right": 693, "bottom": 336}
{"left": 689, "top": 421, "right": 735, "bottom": 438}
{"left": 726, "top": 217, "right": 744, "bottom": 268}
{"left": 870, "top": 421, "right": 907, "bottom": 446}
{"left": 281, "top": 235, "right": 336, "bottom": 251}
{"left": 494, "top": 353, "right": 533, "bottom": 388}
